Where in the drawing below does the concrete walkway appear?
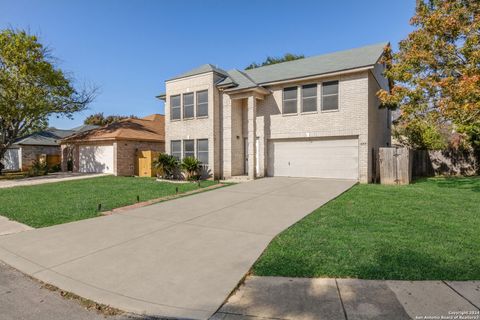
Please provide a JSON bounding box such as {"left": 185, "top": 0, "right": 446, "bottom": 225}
{"left": 0, "top": 172, "right": 108, "bottom": 189}
{"left": 213, "top": 276, "right": 480, "bottom": 320}
{"left": 0, "top": 216, "right": 33, "bottom": 236}
{"left": 0, "top": 177, "right": 356, "bottom": 319}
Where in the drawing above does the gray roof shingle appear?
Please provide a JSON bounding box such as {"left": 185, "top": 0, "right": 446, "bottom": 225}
{"left": 217, "top": 42, "right": 388, "bottom": 90}
{"left": 14, "top": 125, "right": 99, "bottom": 146}
{"left": 167, "top": 63, "right": 230, "bottom": 81}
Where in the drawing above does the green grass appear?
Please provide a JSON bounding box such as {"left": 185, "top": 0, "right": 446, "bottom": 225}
{"left": 253, "top": 176, "right": 480, "bottom": 280}
{"left": 0, "top": 176, "right": 217, "bottom": 228}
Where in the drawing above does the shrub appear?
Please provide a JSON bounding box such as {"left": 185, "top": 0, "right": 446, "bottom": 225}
{"left": 28, "top": 160, "right": 48, "bottom": 176}
{"left": 181, "top": 157, "right": 202, "bottom": 181}
{"left": 153, "top": 153, "right": 179, "bottom": 179}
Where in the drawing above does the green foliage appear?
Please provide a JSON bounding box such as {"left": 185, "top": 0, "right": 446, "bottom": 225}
{"left": 49, "top": 163, "right": 61, "bottom": 173}
{"left": 378, "top": 1, "right": 480, "bottom": 152}
{"left": 27, "top": 160, "right": 48, "bottom": 177}
{"left": 0, "top": 29, "right": 95, "bottom": 173}
{"left": 245, "top": 53, "right": 305, "bottom": 70}
{"left": 181, "top": 156, "right": 202, "bottom": 181}
{"left": 153, "top": 153, "right": 179, "bottom": 179}
{"left": 393, "top": 118, "right": 448, "bottom": 150}
{"left": 84, "top": 112, "right": 136, "bottom": 126}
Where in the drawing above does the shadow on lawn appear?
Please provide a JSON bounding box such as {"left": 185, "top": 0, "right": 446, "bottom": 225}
{"left": 254, "top": 244, "right": 480, "bottom": 281}
{"left": 355, "top": 245, "right": 480, "bottom": 281}
{"left": 432, "top": 176, "right": 480, "bottom": 193}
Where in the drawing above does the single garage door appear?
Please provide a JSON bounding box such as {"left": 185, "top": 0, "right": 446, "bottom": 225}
{"left": 267, "top": 137, "right": 359, "bottom": 180}
{"left": 2, "top": 148, "right": 21, "bottom": 171}
{"left": 79, "top": 145, "right": 114, "bottom": 174}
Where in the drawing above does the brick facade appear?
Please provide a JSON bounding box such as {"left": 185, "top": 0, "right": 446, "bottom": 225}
{"left": 20, "top": 145, "right": 60, "bottom": 170}
{"left": 61, "top": 140, "right": 164, "bottom": 176}
{"left": 165, "top": 66, "right": 391, "bottom": 183}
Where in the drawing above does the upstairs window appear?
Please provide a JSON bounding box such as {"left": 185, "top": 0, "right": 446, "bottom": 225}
{"left": 322, "top": 81, "right": 339, "bottom": 111}
{"left": 183, "top": 140, "right": 195, "bottom": 158}
{"left": 171, "top": 140, "right": 181, "bottom": 159}
{"left": 301, "top": 84, "right": 317, "bottom": 112}
{"left": 170, "top": 95, "right": 181, "bottom": 120}
{"left": 282, "top": 87, "right": 297, "bottom": 114}
{"left": 196, "top": 90, "right": 208, "bottom": 117}
{"left": 183, "top": 93, "right": 194, "bottom": 119}
{"left": 197, "top": 139, "right": 209, "bottom": 165}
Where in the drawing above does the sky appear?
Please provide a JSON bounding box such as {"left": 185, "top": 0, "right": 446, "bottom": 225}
{"left": 1, "top": 0, "right": 415, "bottom": 129}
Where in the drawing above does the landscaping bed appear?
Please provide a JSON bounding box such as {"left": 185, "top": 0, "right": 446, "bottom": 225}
{"left": 253, "top": 176, "right": 480, "bottom": 280}
{"left": 0, "top": 176, "right": 218, "bottom": 228}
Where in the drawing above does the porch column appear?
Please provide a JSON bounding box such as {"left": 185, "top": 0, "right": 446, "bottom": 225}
{"left": 247, "top": 95, "right": 257, "bottom": 179}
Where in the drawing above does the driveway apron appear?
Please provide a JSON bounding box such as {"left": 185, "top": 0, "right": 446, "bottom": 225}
{"left": 0, "top": 177, "right": 356, "bottom": 319}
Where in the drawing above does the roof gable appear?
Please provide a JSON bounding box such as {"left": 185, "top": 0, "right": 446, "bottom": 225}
{"left": 167, "top": 63, "right": 229, "bottom": 81}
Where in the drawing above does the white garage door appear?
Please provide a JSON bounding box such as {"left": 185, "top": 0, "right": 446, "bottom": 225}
{"left": 267, "top": 137, "right": 359, "bottom": 180}
{"left": 2, "top": 148, "right": 21, "bottom": 171}
{"left": 79, "top": 145, "right": 114, "bottom": 174}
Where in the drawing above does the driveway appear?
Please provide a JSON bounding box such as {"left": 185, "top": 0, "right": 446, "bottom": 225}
{"left": 0, "top": 177, "right": 355, "bottom": 319}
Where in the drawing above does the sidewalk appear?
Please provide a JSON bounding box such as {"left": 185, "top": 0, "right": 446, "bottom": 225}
{"left": 0, "top": 172, "right": 108, "bottom": 189}
{"left": 212, "top": 276, "right": 480, "bottom": 320}
{"left": 0, "top": 216, "right": 32, "bottom": 236}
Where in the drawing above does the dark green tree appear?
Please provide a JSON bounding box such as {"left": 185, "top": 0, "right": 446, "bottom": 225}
{"left": 245, "top": 53, "right": 305, "bottom": 70}
{"left": 0, "top": 29, "right": 96, "bottom": 173}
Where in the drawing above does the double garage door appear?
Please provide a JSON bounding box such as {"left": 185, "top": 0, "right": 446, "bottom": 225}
{"left": 267, "top": 137, "right": 359, "bottom": 180}
{"left": 79, "top": 145, "right": 114, "bottom": 174}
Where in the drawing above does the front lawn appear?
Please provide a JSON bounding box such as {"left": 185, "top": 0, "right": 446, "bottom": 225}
{"left": 253, "top": 177, "right": 480, "bottom": 280}
{"left": 0, "top": 176, "right": 217, "bottom": 228}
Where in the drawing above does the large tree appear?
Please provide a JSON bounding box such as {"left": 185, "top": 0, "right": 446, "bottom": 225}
{"left": 0, "top": 29, "right": 95, "bottom": 173}
{"left": 245, "top": 53, "right": 304, "bottom": 70}
{"left": 378, "top": 0, "right": 480, "bottom": 156}
{"left": 84, "top": 112, "right": 136, "bottom": 126}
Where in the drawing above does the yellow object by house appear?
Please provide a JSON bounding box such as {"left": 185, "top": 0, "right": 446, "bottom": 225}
{"left": 137, "top": 150, "right": 159, "bottom": 177}
{"left": 46, "top": 155, "right": 61, "bottom": 167}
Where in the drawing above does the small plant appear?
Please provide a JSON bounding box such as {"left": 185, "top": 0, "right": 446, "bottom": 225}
{"left": 49, "top": 163, "right": 61, "bottom": 173}
{"left": 28, "top": 160, "right": 49, "bottom": 176}
{"left": 181, "top": 156, "right": 202, "bottom": 181}
{"left": 153, "top": 153, "right": 179, "bottom": 179}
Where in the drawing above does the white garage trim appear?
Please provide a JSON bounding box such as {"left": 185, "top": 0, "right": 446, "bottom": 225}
{"left": 79, "top": 145, "right": 114, "bottom": 174}
{"left": 2, "top": 148, "right": 21, "bottom": 171}
{"left": 267, "top": 136, "right": 359, "bottom": 180}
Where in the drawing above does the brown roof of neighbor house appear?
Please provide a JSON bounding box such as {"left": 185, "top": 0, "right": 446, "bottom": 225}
{"left": 62, "top": 114, "right": 165, "bottom": 143}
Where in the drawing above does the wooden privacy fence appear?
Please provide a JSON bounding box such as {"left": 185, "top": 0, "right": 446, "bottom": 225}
{"left": 378, "top": 147, "right": 413, "bottom": 185}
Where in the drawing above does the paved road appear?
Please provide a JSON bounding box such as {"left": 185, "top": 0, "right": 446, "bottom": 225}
{"left": 0, "top": 261, "right": 134, "bottom": 320}
{"left": 0, "top": 177, "right": 355, "bottom": 319}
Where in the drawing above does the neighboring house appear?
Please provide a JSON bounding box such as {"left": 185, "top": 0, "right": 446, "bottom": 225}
{"left": 1, "top": 125, "right": 97, "bottom": 171}
{"left": 61, "top": 114, "right": 165, "bottom": 176}
{"left": 159, "top": 43, "right": 391, "bottom": 183}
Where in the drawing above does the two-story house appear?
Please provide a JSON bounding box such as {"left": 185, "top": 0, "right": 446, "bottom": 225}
{"left": 159, "top": 43, "right": 391, "bottom": 183}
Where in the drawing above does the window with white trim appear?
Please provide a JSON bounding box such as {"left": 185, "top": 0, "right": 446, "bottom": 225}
{"left": 197, "top": 139, "right": 208, "bottom": 165}
{"left": 183, "top": 93, "right": 194, "bottom": 119}
{"left": 301, "top": 84, "right": 317, "bottom": 112}
{"left": 282, "top": 87, "right": 297, "bottom": 114}
{"left": 322, "top": 81, "right": 339, "bottom": 111}
{"left": 171, "top": 140, "right": 181, "bottom": 159}
{"left": 183, "top": 140, "right": 194, "bottom": 158}
{"left": 196, "top": 90, "right": 208, "bottom": 117}
{"left": 170, "top": 95, "right": 181, "bottom": 120}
